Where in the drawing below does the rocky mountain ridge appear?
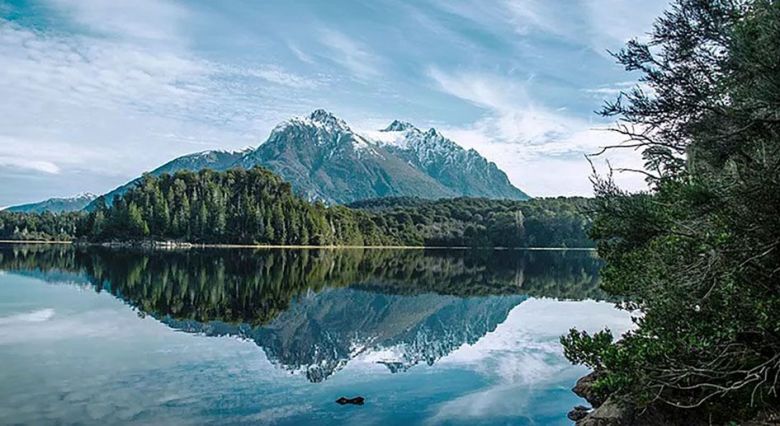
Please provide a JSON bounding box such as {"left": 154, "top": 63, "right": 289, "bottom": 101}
{"left": 5, "top": 193, "right": 97, "bottom": 213}
{"left": 90, "top": 109, "right": 528, "bottom": 209}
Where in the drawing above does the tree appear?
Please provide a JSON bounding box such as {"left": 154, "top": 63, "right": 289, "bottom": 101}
{"left": 73, "top": 167, "right": 593, "bottom": 249}
{"left": 91, "top": 210, "right": 105, "bottom": 237}
{"left": 562, "top": 0, "right": 780, "bottom": 421}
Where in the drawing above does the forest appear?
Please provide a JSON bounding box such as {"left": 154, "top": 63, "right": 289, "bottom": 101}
{"left": 0, "top": 167, "right": 595, "bottom": 248}
{"left": 0, "top": 211, "right": 82, "bottom": 241}
{"left": 351, "top": 196, "right": 593, "bottom": 247}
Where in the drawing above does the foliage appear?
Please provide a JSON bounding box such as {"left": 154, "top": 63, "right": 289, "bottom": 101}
{"left": 562, "top": 329, "right": 615, "bottom": 371}
{"left": 3, "top": 169, "right": 594, "bottom": 248}
{"left": 0, "top": 211, "right": 84, "bottom": 241}
{"left": 350, "top": 196, "right": 595, "bottom": 247}
{"left": 3, "top": 167, "right": 592, "bottom": 247}
{"left": 82, "top": 167, "right": 394, "bottom": 246}
{"left": 561, "top": 0, "right": 780, "bottom": 420}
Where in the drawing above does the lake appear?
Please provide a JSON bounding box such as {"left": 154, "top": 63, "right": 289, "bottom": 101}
{"left": 0, "top": 244, "right": 632, "bottom": 425}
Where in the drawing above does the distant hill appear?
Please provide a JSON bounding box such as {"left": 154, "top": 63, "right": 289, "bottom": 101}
{"left": 91, "top": 109, "right": 528, "bottom": 208}
{"left": 5, "top": 193, "right": 97, "bottom": 213}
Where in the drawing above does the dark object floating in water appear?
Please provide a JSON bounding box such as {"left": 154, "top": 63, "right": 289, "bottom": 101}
{"left": 336, "top": 396, "right": 365, "bottom": 405}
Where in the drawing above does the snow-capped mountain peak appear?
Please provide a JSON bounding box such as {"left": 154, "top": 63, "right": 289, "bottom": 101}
{"left": 73, "top": 192, "right": 97, "bottom": 200}
{"left": 308, "top": 109, "right": 350, "bottom": 130}
{"left": 94, "top": 109, "right": 528, "bottom": 207}
{"left": 367, "top": 123, "right": 459, "bottom": 156}
{"left": 270, "top": 109, "right": 352, "bottom": 138}
{"left": 383, "top": 120, "right": 417, "bottom": 132}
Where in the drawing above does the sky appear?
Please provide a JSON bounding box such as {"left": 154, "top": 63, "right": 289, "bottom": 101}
{"left": 0, "top": 0, "right": 670, "bottom": 206}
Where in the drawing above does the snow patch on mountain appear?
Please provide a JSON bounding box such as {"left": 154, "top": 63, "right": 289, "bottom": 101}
{"left": 361, "top": 129, "right": 409, "bottom": 148}
{"left": 273, "top": 109, "right": 350, "bottom": 136}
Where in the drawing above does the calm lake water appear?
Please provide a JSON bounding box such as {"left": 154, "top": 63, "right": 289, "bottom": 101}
{"left": 0, "top": 244, "right": 632, "bottom": 425}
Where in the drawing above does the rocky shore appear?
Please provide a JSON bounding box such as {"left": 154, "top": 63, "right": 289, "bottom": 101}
{"left": 568, "top": 371, "right": 696, "bottom": 425}
{"left": 569, "top": 371, "right": 780, "bottom": 425}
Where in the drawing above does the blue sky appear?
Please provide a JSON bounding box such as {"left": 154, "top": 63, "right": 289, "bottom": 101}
{"left": 0, "top": 0, "right": 669, "bottom": 206}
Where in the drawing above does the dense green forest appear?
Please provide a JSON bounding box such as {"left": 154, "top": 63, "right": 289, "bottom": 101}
{"left": 562, "top": 0, "right": 780, "bottom": 423}
{"left": 0, "top": 211, "right": 82, "bottom": 241}
{"left": 351, "top": 196, "right": 593, "bottom": 247}
{"left": 0, "top": 168, "right": 595, "bottom": 247}
{"left": 82, "top": 168, "right": 391, "bottom": 246}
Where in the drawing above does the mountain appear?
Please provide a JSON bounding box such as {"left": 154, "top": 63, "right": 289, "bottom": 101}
{"left": 165, "top": 289, "right": 526, "bottom": 383}
{"left": 5, "top": 193, "right": 97, "bottom": 213}
{"left": 237, "top": 110, "right": 458, "bottom": 203}
{"left": 368, "top": 120, "right": 527, "bottom": 199}
{"left": 92, "top": 110, "right": 528, "bottom": 208}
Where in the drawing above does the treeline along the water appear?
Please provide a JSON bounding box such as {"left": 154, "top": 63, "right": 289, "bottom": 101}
{"left": 0, "top": 167, "right": 594, "bottom": 247}
{"left": 350, "top": 196, "right": 593, "bottom": 247}
{"left": 0, "top": 211, "right": 82, "bottom": 241}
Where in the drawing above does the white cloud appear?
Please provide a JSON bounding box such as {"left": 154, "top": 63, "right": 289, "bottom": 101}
{"left": 0, "top": 20, "right": 208, "bottom": 119}
{"left": 501, "top": 0, "right": 668, "bottom": 51}
{"left": 230, "top": 65, "right": 319, "bottom": 89}
{"left": 0, "top": 19, "right": 310, "bottom": 195}
{"left": 45, "top": 0, "right": 190, "bottom": 44}
{"left": 581, "top": 0, "right": 668, "bottom": 46}
{"left": 583, "top": 81, "right": 655, "bottom": 102}
{"left": 502, "top": 0, "right": 563, "bottom": 37}
{"left": 287, "top": 43, "right": 315, "bottom": 65}
{"left": 0, "top": 157, "right": 60, "bottom": 174}
{"left": 319, "top": 29, "right": 381, "bottom": 78}
{"left": 426, "top": 68, "right": 527, "bottom": 111}
{"left": 583, "top": 81, "right": 636, "bottom": 98}
{"left": 428, "top": 68, "right": 648, "bottom": 196}
{"left": 428, "top": 0, "right": 669, "bottom": 64}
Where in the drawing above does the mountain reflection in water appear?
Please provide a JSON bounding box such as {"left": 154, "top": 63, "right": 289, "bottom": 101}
{"left": 0, "top": 245, "right": 604, "bottom": 383}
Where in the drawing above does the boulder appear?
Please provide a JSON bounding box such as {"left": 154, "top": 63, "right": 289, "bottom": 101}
{"left": 573, "top": 371, "right": 606, "bottom": 408}
{"left": 568, "top": 405, "right": 591, "bottom": 421}
{"left": 576, "top": 397, "right": 634, "bottom": 426}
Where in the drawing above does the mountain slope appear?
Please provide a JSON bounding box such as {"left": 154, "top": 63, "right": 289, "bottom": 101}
{"left": 92, "top": 110, "right": 528, "bottom": 207}
{"left": 368, "top": 121, "right": 528, "bottom": 199}
{"left": 238, "top": 110, "right": 456, "bottom": 203}
{"left": 6, "top": 193, "right": 97, "bottom": 213}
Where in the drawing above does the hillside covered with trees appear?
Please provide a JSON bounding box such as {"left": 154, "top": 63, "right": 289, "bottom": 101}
{"left": 82, "top": 168, "right": 390, "bottom": 246}
{"left": 1, "top": 168, "right": 595, "bottom": 248}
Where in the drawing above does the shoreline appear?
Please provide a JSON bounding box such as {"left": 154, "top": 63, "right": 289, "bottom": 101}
{"left": 0, "top": 239, "right": 596, "bottom": 251}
